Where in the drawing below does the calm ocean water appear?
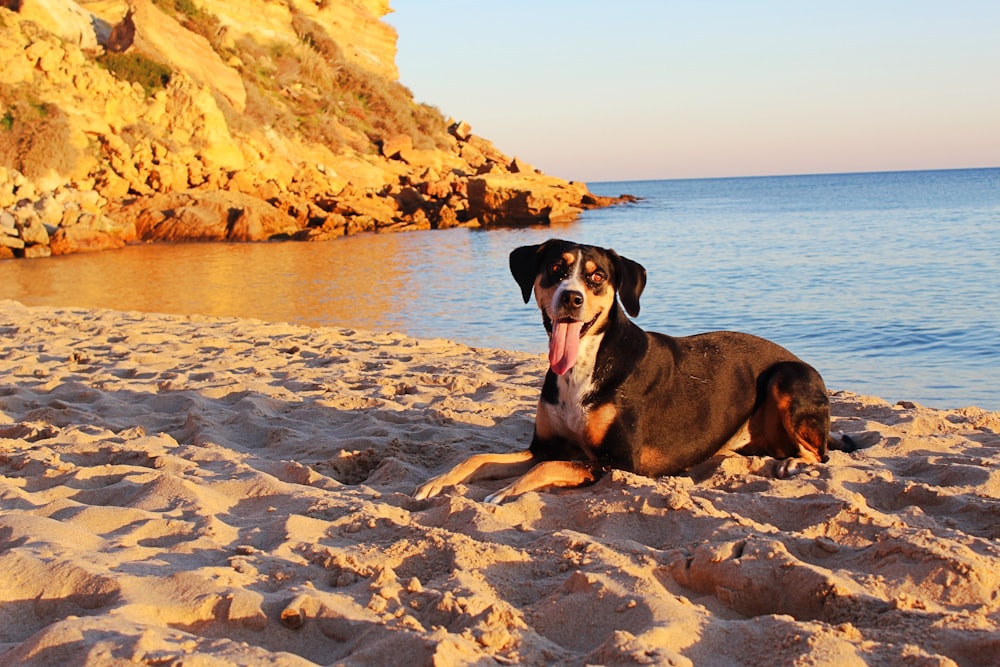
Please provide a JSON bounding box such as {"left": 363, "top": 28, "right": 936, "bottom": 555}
{"left": 3, "top": 168, "right": 998, "bottom": 410}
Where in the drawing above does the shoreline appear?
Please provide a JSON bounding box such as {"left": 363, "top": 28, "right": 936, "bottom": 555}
{"left": 1, "top": 300, "right": 998, "bottom": 665}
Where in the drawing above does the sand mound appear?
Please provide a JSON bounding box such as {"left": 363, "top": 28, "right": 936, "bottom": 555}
{"left": 1, "top": 300, "right": 998, "bottom": 665}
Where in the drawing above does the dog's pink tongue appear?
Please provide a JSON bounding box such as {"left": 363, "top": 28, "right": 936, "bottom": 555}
{"left": 549, "top": 320, "right": 583, "bottom": 375}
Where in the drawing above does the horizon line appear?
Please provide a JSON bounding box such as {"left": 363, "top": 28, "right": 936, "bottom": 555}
{"left": 585, "top": 165, "right": 1000, "bottom": 186}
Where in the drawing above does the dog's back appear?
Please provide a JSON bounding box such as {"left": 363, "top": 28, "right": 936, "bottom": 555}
{"left": 621, "top": 327, "right": 830, "bottom": 475}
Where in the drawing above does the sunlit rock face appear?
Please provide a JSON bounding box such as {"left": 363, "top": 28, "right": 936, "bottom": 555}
{"left": 0, "top": 0, "right": 629, "bottom": 258}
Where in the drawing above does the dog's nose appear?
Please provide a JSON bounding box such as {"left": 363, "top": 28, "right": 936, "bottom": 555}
{"left": 560, "top": 290, "right": 585, "bottom": 309}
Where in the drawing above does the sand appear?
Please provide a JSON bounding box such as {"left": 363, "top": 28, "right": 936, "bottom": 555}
{"left": 1, "top": 298, "right": 998, "bottom": 666}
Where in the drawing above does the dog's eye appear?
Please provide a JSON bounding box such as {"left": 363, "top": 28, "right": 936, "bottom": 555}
{"left": 550, "top": 262, "right": 565, "bottom": 277}
{"left": 589, "top": 272, "right": 606, "bottom": 285}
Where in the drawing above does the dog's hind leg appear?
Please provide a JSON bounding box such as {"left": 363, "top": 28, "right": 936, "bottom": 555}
{"left": 746, "top": 362, "right": 831, "bottom": 478}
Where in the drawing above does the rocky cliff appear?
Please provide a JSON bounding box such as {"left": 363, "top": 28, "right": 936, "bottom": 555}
{"left": 0, "top": 0, "right": 630, "bottom": 259}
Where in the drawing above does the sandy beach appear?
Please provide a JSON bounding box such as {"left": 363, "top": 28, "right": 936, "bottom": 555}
{"left": 1, "top": 299, "right": 998, "bottom": 666}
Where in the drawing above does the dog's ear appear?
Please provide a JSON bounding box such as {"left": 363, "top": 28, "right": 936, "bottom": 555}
{"left": 609, "top": 250, "right": 647, "bottom": 317}
{"left": 509, "top": 241, "right": 552, "bottom": 304}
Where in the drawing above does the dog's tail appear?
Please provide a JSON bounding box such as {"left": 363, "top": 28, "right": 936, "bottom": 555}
{"left": 828, "top": 432, "right": 858, "bottom": 453}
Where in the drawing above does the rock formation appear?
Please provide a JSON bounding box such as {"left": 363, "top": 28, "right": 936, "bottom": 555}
{"left": 0, "top": 0, "right": 633, "bottom": 259}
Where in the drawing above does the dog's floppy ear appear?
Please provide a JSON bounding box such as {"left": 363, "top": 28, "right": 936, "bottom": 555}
{"left": 509, "top": 241, "right": 552, "bottom": 304}
{"left": 609, "top": 250, "right": 646, "bottom": 317}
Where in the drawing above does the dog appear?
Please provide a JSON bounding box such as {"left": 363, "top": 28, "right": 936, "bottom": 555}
{"left": 415, "top": 239, "right": 846, "bottom": 504}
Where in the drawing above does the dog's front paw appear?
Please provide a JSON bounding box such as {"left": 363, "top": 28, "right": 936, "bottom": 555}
{"left": 483, "top": 485, "right": 514, "bottom": 504}
{"left": 414, "top": 476, "right": 449, "bottom": 500}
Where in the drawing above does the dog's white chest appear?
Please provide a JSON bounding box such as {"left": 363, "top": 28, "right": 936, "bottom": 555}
{"left": 546, "top": 334, "right": 602, "bottom": 447}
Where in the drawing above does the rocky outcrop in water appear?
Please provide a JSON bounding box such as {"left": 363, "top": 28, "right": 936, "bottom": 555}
{"left": 0, "top": 0, "right": 632, "bottom": 259}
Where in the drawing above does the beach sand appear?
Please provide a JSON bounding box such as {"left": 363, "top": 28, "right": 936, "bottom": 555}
{"left": 1, "top": 299, "right": 998, "bottom": 666}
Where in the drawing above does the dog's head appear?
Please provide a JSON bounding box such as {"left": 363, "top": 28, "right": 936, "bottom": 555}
{"left": 509, "top": 239, "right": 647, "bottom": 375}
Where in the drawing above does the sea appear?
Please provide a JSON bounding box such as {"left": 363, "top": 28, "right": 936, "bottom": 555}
{"left": 3, "top": 167, "right": 998, "bottom": 410}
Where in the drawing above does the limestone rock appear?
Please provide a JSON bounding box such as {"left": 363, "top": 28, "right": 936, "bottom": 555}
{"left": 450, "top": 120, "right": 473, "bottom": 141}
{"left": 16, "top": 0, "right": 98, "bottom": 50}
{"left": 0, "top": 233, "right": 26, "bottom": 250}
{"left": 381, "top": 134, "right": 414, "bottom": 161}
{"left": 22, "top": 243, "right": 52, "bottom": 258}
{"left": 17, "top": 217, "right": 50, "bottom": 246}
{"left": 394, "top": 186, "right": 425, "bottom": 216}
{"left": 0, "top": 210, "right": 16, "bottom": 234}
{"left": 48, "top": 212, "right": 136, "bottom": 255}
{"left": 465, "top": 135, "right": 508, "bottom": 165}
{"left": 433, "top": 204, "right": 461, "bottom": 230}
{"left": 467, "top": 173, "right": 589, "bottom": 226}
{"left": 297, "top": 0, "right": 399, "bottom": 81}
{"left": 335, "top": 189, "right": 398, "bottom": 221}
{"left": 129, "top": 0, "right": 247, "bottom": 112}
{"left": 154, "top": 74, "right": 247, "bottom": 172}
{"left": 123, "top": 190, "right": 300, "bottom": 242}
{"left": 509, "top": 157, "right": 534, "bottom": 174}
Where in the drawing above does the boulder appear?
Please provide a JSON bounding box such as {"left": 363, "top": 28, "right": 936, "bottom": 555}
{"left": 49, "top": 213, "right": 136, "bottom": 255}
{"left": 381, "top": 134, "right": 413, "bottom": 161}
{"left": 17, "top": 217, "right": 50, "bottom": 246}
{"left": 23, "top": 244, "right": 52, "bottom": 258}
{"left": 122, "top": 190, "right": 301, "bottom": 242}
{"left": 95, "top": 168, "right": 133, "bottom": 200}
{"left": 394, "top": 186, "right": 425, "bottom": 216}
{"left": 433, "top": 204, "right": 460, "bottom": 230}
{"left": 130, "top": 0, "right": 247, "bottom": 112}
{"left": 510, "top": 157, "right": 535, "bottom": 174}
{"left": 344, "top": 215, "right": 376, "bottom": 235}
{"left": 459, "top": 142, "right": 486, "bottom": 169}
{"left": 466, "top": 135, "right": 508, "bottom": 164}
{"left": 15, "top": 0, "right": 98, "bottom": 51}
{"left": 421, "top": 177, "right": 452, "bottom": 199}
{"left": 0, "top": 210, "right": 18, "bottom": 235}
{"left": 450, "top": 120, "right": 473, "bottom": 141}
{"left": 0, "top": 233, "right": 26, "bottom": 250}
{"left": 31, "top": 194, "right": 63, "bottom": 226}
{"left": 466, "top": 173, "right": 587, "bottom": 226}
{"left": 334, "top": 186, "right": 398, "bottom": 221}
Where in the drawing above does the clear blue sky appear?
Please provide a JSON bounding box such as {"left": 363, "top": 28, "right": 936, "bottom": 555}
{"left": 386, "top": 1, "right": 1000, "bottom": 183}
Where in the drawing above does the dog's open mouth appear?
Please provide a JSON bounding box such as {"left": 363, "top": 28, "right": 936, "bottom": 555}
{"left": 548, "top": 312, "right": 599, "bottom": 375}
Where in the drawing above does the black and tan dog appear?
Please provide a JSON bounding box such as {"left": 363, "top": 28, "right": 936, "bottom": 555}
{"left": 416, "top": 239, "right": 845, "bottom": 503}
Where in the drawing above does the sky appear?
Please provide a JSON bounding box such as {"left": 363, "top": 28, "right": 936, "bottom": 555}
{"left": 385, "top": 1, "right": 1000, "bottom": 183}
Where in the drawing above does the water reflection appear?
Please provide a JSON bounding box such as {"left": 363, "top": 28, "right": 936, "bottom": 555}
{"left": 0, "top": 229, "right": 555, "bottom": 349}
